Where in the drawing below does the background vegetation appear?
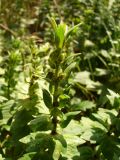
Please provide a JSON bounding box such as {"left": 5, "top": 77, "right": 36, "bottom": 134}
{"left": 0, "top": 0, "right": 120, "bottom": 159}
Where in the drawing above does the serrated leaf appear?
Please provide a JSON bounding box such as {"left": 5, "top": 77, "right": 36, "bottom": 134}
{"left": 62, "top": 143, "right": 79, "bottom": 159}
{"left": 72, "top": 100, "right": 96, "bottom": 111}
{"left": 80, "top": 116, "right": 107, "bottom": 143}
{"left": 81, "top": 127, "right": 106, "bottom": 144}
{"left": 62, "top": 120, "right": 81, "bottom": 135}
{"left": 92, "top": 108, "right": 117, "bottom": 127}
{"left": 61, "top": 135, "right": 85, "bottom": 159}
{"left": 42, "top": 89, "right": 52, "bottom": 109}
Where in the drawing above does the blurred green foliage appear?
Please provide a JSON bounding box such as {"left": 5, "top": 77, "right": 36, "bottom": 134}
{"left": 0, "top": 0, "right": 120, "bottom": 159}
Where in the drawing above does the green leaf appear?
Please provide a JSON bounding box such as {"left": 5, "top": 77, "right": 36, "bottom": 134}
{"left": 54, "top": 134, "right": 67, "bottom": 148}
{"left": 59, "top": 94, "right": 70, "bottom": 100}
{"left": 80, "top": 116, "right": 107, "bottom": 143}
{"left": 100, "top": 136, "right": 120, "bottom": 160}
{"left": 107, "top": 89, "right": 120, "bottom": 106}
{"left": 53, "top": 135, "right": 67, "bottom": 160}
{"left": 72, "top": 100, "right": 96, "bottom": 111}
{"left": 61, "top": 134, "right": 85, "bottom": 159}
{"left": 115, "top": 118, "right": 120, "bottom": 133}
{"left": 65, "top": 23, "right": 82, "bottom": 40}
{"left": 24, "top": 133, "right": 55, "bottom": 159}
{"left": 59, "top": 94, "right": 70, "bottom": 108}
{"left": 51, "top": 108, "right": 63, "bottom": 117}
{"left": 42, "top": 89, "right": 52, "bottom": 109}
{"left": 55, "top": 23, "right": 66, "bottom": 49}
{"left": 53, "top": 140, "right": 63, "bottom": 160}
{"left": 19, "top": 132, "right": 37, "bottom": 144}
{"left": 64, "top": 62, "right": 76, "bottom": 75}
{"left": 92, "top": 108, "right": 117, "bottom": 127}
{"left": 11, "top": 109, "right": 33, "bottom": 141}
{"left": 28, "top": 114, "right": 52, "bottom": 131}
{"left": 74, "top": 71, "right": 92, "bottom": 85}
{"left": 62, "top": 120, "right": 81, "bottom": 135}
{"left": 18, "top": 152, "right": 36, "bottom": 160}
{"left": 76, "top": 146, "right": 94, "bottom": 160}
{"left": 0, "top": 154, "right": 3, "bottom": 159}
{"left": 18, "top": 97, "right": 38, "bottom": 110}
{"left": 114, "top": 97, "right": 120, "bottom": 108}
{"left": 49, "top": 17, "right": 57, "bottom": 31}
{"left": 74, "top": 71, "right": 101, "bottom": 90}
{"left": 0, "top": 100, "right": 14, "bottom": 125}
{"left": 50, "top": 18, "right": 82, "bottom": 49}
{"left": 94, "top": 68, "right": 110, "bottom": 76}
{"left": 0, "top": 96, "right": 7, "bottom": 103}
{"left": 60, "top": 111, "right": 81, "bottom": 128}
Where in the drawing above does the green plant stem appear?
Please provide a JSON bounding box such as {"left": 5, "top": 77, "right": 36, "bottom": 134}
{"left": 51, "top": 51, "right": 61, "bottom": 135}
{"left": 51, "top": 67, "right": 59, "bottom": 135}
{"left": 7, "top": 80, "right": 10, "bottom": 99}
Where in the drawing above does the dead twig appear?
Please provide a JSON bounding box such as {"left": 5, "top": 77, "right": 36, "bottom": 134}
{"left": 0, "top": 23, "right": 17, "bottom": 36}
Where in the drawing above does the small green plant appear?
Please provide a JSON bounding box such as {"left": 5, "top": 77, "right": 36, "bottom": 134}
{"left": 46, "top": 18, "right": 81, "bottom": 135}
{"left": 3, "top": 50, "right": 21, "bottom": 99}
{"left": 11, "top": 18, "right": 82, "bottom": 160}
{"left": 0, "top": 1, "right": 120, "bottom": 158}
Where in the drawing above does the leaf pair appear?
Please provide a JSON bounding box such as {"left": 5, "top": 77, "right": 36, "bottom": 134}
{"left": 50, "top": 18, "right": 82, "bottom": 49}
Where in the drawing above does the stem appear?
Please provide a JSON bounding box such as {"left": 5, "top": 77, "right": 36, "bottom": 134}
{"left": 7, "top": 80, "right": 10, "bottom": 99}
{"left": 7, "top": 66, "right": 11, "bottom": 99}
{"left": 21, "top": 51, "right": 26, "bottom": 82}
{"left": 51, "top": 116, "right": 58, "bottom": 135}
{"left": 51, "top": 51, "right": 60, "bottom": 134}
